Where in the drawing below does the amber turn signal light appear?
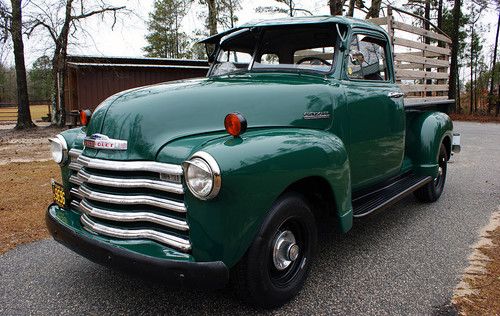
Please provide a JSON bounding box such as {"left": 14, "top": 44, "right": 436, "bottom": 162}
{"left": 224, "top": 112, "right": 247, "bottom": 137}
{"left": 80, "top": 109, "right": 92, "bottom": 126}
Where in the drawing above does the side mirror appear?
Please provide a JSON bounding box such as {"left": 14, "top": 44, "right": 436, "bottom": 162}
{"left": 349, "top": 51, "right": 364, "bottom": 65}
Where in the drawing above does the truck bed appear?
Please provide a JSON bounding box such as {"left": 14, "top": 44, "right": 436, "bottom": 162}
{"left": 404, "top": 98, "right": 455, "bottom": 113}
{"left": 369, "top": 6, "right": 452, "bottom": 110}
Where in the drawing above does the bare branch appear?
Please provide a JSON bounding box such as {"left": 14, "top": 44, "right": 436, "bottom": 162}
{"left": 71, "top": 6, "right": 125, "bottom": 21}
{"left": 25, "top": 20, "right": 57, "bottom": 41}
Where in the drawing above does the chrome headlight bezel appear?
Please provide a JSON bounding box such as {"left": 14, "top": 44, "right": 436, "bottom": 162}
{"left": 49, "top": 134, "right": 68, "bottom": 165}
{"left": 183, "top": 151, "right": 221, "bottom": 200}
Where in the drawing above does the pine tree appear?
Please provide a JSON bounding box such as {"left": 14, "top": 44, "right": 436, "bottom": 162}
{"left": 144, "top": 0, "right": 191, "bottom": 58}
{"left": 29, "top": 56, "right": 53, "bottom": 101}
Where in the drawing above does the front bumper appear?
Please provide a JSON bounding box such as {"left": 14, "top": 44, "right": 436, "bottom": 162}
{"left": 46, "top": 204, "right": 229, "bottom": 289}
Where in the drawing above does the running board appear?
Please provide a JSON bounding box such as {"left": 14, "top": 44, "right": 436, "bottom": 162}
{"left": 352, "top": 175, "right": 432, "bottom": 218}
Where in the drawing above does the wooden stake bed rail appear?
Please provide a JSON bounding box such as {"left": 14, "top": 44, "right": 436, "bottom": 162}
{"left": 369, "top": 6, "right": 453, "bottom": 105}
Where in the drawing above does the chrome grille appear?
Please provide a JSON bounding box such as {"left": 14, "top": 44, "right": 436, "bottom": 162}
{"left": 67, "top": 148, "right": 191, "bottom": 252}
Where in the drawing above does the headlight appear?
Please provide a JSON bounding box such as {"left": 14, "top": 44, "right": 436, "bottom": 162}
{"left": 183, "top": 152, "right": 221, "bottom": 200}
{"left": 49, "top": 134, "right": 68, "bottom": 165}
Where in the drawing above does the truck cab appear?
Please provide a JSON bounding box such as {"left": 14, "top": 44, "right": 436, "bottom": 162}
{"left": 46, "top": 12, "right": 459, "bottom": 308}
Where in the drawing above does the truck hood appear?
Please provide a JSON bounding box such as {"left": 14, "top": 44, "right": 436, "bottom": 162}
{"left": 85, "top": 73, "right": 335, "bottom": 161}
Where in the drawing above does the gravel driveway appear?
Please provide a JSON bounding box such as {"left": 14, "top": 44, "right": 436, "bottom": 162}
{"left": 1, "top": 121, "right": 499, "bottom": 315}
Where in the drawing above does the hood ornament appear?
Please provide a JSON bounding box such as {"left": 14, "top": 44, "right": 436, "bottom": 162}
{"left": 84, "top": 134, "right": 127, "bottom": 150}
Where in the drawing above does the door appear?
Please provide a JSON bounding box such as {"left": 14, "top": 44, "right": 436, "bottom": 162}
{"left": 343, "top": 33, "right": 405, "bottom": 191}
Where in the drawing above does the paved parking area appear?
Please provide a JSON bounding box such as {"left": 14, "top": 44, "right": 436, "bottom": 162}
{"left": 1, "top": 121, "right": 499, "bottom": 315}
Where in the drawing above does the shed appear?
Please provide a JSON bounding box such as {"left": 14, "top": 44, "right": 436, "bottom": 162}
{"left": 63, "top": 55, "right": 209, "bottom": 123}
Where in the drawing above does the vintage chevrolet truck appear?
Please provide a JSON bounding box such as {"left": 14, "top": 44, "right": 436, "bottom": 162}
{"left": 47, "top": 8, "right": 461, "bottom": 308}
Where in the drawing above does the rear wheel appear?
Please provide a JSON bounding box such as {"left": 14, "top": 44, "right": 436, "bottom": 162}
{"left": 231, "top": 193, "right": 317, "bottom": 308}
{"left": 414, "top": 143, "right": 448, "bottom": 202}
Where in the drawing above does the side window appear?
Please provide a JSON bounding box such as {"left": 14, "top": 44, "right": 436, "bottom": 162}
{"left": 346, "top": 34, "right": 388, "bottom": 81}
{"left": 219, "top": 50, "right": 252, "bottom": 64}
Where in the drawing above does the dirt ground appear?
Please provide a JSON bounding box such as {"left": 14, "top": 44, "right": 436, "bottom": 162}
{"left": 0, "top": 126, "right": 63, "bottom": 254}
{"left": 0, "top": 161, "right": 60, "bottom": 254}
{"left": 453, "top": 210, "right": 500, "bottom": 315}
{"left": 0, "top": 124, "right": 63, "bottom": 165}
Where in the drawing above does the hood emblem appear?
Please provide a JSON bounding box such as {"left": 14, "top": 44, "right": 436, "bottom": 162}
{"left": 303, "top": 111, "right": 331, "bottom": 120}
{"left": 84, "top": 134, "right": 127, "bottom": 150}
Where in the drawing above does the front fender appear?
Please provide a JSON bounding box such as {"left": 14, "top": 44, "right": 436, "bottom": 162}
{"left": 406, "top": 111, "right": 453, "bottom": 178}
{"left": 169, "top": 128, "right": 351, "bottom": 268}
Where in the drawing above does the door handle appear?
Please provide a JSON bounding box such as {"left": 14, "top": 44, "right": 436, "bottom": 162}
{"left": 388, "top": 91, "right": 404, "bottom": 98}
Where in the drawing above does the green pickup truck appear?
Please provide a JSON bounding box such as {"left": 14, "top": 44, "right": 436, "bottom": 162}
{"left": 47, "top": 11, "right": 460, "bottom": 308}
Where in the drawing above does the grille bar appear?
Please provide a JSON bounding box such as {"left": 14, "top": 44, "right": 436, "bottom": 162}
{"left": 79, "top": 200, "right": 189, "bottom": 231}
{"left": 67, "top": 148, "right": 190, "bottom": 252}
{"left": 69, "top": 149, "right": 83, "bottom": 159}
{"left": 69, "top": 175, "right": 83, "bottom": 186}
{"left": 81, "top": 214, "right": 191, "bottom": 251}
{"left": 71, "top": 199, "right": 81, "bottom": 210}
{"left": 78, "top": 169, "right": 184, "bottom": 194}
{"left": 77, "top": 155, "right": 183, "bottom": 176}
{"left": 70, "top": 187, "right": 82, "bottom": 200}
{"left": 79, "top": 185, "right": 187, "bottom": 213}
{"left": 69, "top": 162, "right": 83, "bottom": 171}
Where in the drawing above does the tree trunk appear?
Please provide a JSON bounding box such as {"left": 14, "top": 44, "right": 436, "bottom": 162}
{"left": 10, "top": 0, "right": 34, "bottom": 129}
{"left": 207, "top": 0, "right": 217, "bottom": 35}
{"left": 470, "top": 24, "right": 474, "bottom": 114}
{"left": 488, "top": 11, "right": 500, "bottom": 114}
{"left": 347, "top": 0, "right": 355, "bottom": 16}
{"left": 448, "top": 0, "right": 461, "bottom": 111}
{"left": 496, "top": 84, "right": 500, "bottom": 116}
{"left": 474, "top": 69, "right": 478, "bottom": 113}
{"left": 366, "top": 0, "right": 381, "bottom": 18}
{"left": 329, "top": 0, "right": 343, "bottom": 15}
{"left": 424, "top": 0, "right": 432, "bottom": 97}
{"left": 437, "top": 0, "right": 443, "bottom": 30}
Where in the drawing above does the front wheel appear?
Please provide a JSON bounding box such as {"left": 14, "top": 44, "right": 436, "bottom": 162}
{"left": 414, "top": 143, "right": 448, "bottom": 202}
{"left": 231, "top": 193, "right": 317, "bottom": 308}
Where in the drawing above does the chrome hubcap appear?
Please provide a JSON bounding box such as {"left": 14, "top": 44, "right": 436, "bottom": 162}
{"left": 272, "top": 230, "right": 299, "bottom": 270}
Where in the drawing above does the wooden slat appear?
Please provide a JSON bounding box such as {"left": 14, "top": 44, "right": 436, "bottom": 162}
{"left": 396, "top": 63, "right": 449, "bottom": 70}
{"left": 369, "top": 17, "right": 388, "bottom": 25}
{"left": 404, "top": 96, "right": 449, "bottom": 105}
{"left": 394, "top": 53, "right": 449, "bottom": 67}
{"left": 402, "top": 51, "right": 444, "bottom": 58}
{"left": 392, "top": 21, "right": 452, "bottom": 44}
{"left": 393, "top": 37, "right": 450, "bottom": 56}
{"left": 396, "top": 69, "right": 449, "bottom": 80}
{"left": 400, "top": 84, "right": 449, "bottom": 93}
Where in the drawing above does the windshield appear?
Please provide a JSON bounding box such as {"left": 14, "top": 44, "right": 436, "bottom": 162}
{"left": 209, "top": 24, "right": 339, "bottom": 77}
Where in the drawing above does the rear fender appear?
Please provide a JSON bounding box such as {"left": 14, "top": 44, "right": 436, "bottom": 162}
{"left": 405, "top": 111, "right": 453, "bottom": 178}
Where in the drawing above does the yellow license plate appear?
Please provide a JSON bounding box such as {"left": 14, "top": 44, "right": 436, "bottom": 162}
{"left": 52, "top": 180, "right": 67, "bottom": 208}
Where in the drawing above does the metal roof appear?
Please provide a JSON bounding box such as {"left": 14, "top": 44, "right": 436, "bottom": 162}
{"left": 66, "top": 55, "right": 209, "bottom": 67}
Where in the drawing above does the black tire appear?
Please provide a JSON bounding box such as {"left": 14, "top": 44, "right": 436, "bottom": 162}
{"left": 414, "top": 143, "right": 448, "bottom": 202}
{"left": 231, "top": 192, "right": 318, "bottom": 309}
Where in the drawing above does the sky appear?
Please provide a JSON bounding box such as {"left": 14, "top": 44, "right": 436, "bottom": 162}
{"left": 3, "top": 0, "right": 499, "bottom": 69}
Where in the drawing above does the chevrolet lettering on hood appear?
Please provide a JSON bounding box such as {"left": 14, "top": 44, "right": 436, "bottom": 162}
{"left": 83, "top": 134, "right": 127, "bottom": 150}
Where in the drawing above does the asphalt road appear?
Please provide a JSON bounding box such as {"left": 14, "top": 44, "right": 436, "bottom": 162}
{"left": 1, "top": 121, "right": 499, "bottom": 315}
